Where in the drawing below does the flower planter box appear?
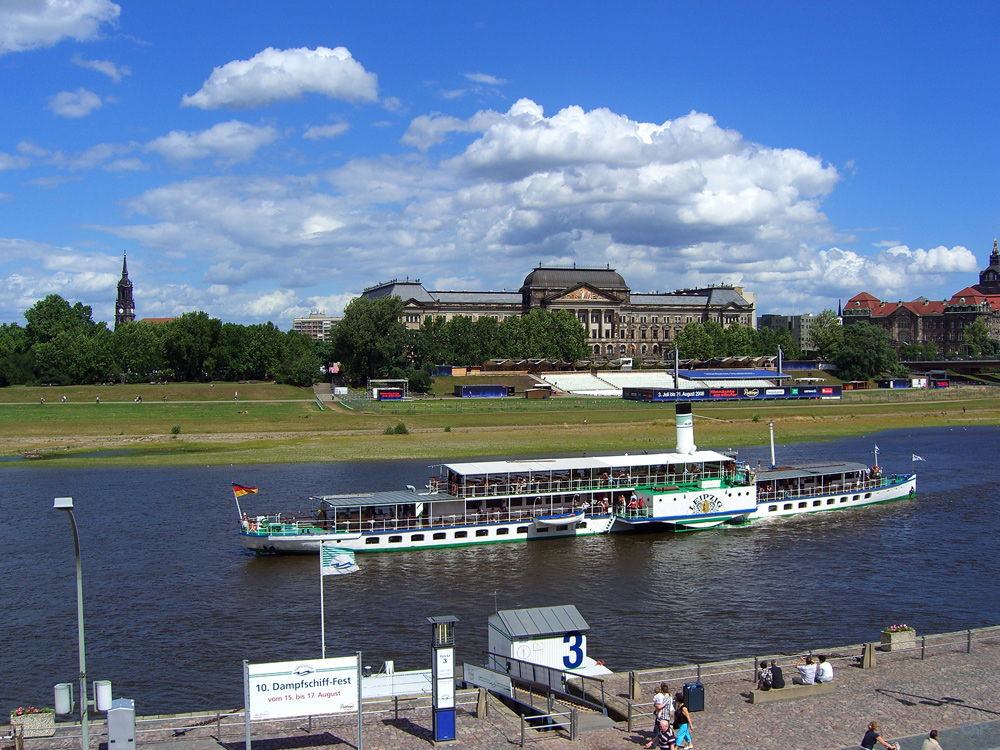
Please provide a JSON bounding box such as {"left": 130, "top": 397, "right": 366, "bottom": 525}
{"left": 880, "top": 629, "right": 917, "bottom": 652}
{"left": 10, "top": 712, "right": 56, "bottom": 738}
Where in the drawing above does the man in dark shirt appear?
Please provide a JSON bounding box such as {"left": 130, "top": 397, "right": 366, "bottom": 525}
{"left": 770, "top": 660, "right": 785, "bottom": 689}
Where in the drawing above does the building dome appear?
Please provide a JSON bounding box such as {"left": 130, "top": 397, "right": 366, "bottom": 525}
{"left": 519, "top": 266, "right": 629, "bottom": 293}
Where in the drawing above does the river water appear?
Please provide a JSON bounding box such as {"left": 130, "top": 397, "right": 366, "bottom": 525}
{"left": 1, "top": 425, "right": 997, "bottom": 715}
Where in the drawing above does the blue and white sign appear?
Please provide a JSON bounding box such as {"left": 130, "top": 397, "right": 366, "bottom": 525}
{"left": 245, "top": 655, "right": 359, "bottom": 721}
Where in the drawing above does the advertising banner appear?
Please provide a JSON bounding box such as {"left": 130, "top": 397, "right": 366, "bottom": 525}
{"left": 622, "top": 385, "right": 841, "bottom": 403}
{"left": 244, "top": 655, "right": 359, "bottom": 721}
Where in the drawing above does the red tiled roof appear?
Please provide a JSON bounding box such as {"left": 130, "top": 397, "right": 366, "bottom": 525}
{"left": 139, "top": 317, "right": 177, "bottom": 324}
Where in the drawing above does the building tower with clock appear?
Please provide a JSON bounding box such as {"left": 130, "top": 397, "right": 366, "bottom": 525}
{"left": 115, "top": 253, "right": 136, "bottom": 329}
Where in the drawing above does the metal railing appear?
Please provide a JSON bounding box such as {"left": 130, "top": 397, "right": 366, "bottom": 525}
{"left": 27, "top": 691, "right": 482, "bottom": 747}
{"left": 520, "top": 708, "right": 577, "bottom": 746}
{"left": 624, "top": 624, "right": 1000, "bottom": 713}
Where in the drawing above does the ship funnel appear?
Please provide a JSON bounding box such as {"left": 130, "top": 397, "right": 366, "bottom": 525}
{"left": 675, "top": 402, "right": 696, "bottom": 454}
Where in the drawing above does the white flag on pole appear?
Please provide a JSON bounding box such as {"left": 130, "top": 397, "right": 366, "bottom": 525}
{"left": 321, "top": 543, "right": 359, "bottom": 576}
{"left": 912, "top": 454, "right": 926, "bottom": 462}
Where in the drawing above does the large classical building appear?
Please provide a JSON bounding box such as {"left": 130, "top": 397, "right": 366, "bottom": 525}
{"left": 842, "top": 240, "right": 1000, "bottom": 354}
{"left": 362, "top": 266, "right": 755, "bottom": 358}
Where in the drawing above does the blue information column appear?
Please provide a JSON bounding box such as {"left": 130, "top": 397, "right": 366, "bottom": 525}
{"left": 428, "top": 615, "right": 459, "bottom": 743}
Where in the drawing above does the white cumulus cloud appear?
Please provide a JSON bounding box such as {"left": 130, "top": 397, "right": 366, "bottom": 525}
{"left": 0, "top": 0, "right": 119, "bottom": 54}
{"left": 146, "top": 121, "right": 279, "bottom": 163}
{"left": 46, "top": 88, "right": 104, "bottom": 118}
{"left": 0, "top": 151, "right": 31, "bottom": 170}
{"left": 303, "top": 122, "right": 350, "bottom": 141}
{"left": 465, "top": 72, "right": 506, "bottom": 86}
{"left": 71, "top": 53, "right": 130, "bottom": 81}
{"left": 181, "top": 46, "right": 378, "bottom": 110}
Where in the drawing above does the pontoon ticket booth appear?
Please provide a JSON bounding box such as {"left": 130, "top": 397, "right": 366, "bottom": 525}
{"left": 487, "top": 605, "right": 610, "bottom": 677}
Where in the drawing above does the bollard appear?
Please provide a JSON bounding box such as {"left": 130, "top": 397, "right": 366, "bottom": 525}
{"left": 968, "top": 630, "right": 972, "bottom": 654}
{"left": 697, "top": 663, "right": 702, "bottom": 682}
{"left": 217, "top": 713, "right": 221, "bottom": 739}
{"left": 520, "top": 715, "right": 526, "bottom": 748}
{"left": 753, "top": 657, "right": 758, "bottom": 682}
{"left": 861, "top": 642, "right": 877, "bottom": 669}
{"left": 627, "top": 700, "right": 634, "bottom": 732}
{"left": 477, "top": 687, "right": 487, "bottom": 719}
{"left": 921, "top": 636, "right": 926, "bottom": 660}
{"left": 394, "top": 695, "right": 399, "bottom": 722}
{"left": 630, "top": 670, "right": 640, "bottom": 700}
{"left": 570, "top": 707, "right": 578, "bottom": 741}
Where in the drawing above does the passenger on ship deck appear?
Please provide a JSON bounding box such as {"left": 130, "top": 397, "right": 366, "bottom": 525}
{"left": 793, "top": 655, "right": 817, "bottom": 684}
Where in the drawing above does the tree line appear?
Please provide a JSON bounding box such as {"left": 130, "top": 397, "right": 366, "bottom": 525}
{"left": 0, "top": 295, "right": 331, "bottom": 387}
{"left": 331, "top": 296, "right": 590, "bottom": 387}
{"left": 5, "top": 295, "right": 986, "bottom": 390}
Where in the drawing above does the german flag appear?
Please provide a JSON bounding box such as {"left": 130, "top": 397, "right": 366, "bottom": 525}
{"left": 232, "top": 483, "right": 258, "bottom": 497}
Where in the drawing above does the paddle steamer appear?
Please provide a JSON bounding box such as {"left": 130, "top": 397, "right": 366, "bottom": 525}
{"left": 236, "top": 404, "right": 916, "bottom": 553}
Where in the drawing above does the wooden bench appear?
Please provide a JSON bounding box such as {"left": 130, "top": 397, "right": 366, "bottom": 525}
{"left": 751, "top": 680, "right": 835, "bottom": 704}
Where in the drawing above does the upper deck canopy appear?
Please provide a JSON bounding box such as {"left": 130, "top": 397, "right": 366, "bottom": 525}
{"left": 756, "top": 461, "right": 869, "bottom": 482}
{"left": 441, "top": 449, "right": 733, "bottom": 478}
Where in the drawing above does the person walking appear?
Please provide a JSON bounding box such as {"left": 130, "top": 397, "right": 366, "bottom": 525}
{"left": 673, "top": 691, "right": 693, "bottom": 749}
{"left": 645, "top": 682, "right": 673, "bottom": 749}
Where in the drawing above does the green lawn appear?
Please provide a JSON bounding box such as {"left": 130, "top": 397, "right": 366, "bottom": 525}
{"left": 1, "top": 381, "right": 995, "bottom": 467}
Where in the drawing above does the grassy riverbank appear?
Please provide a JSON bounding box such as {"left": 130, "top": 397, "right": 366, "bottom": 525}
{"left": 1, "top": 383, "right": 996, "bottom": 467}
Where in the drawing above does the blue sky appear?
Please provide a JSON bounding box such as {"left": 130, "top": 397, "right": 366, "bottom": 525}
{"left": 2, "top": 1, "right": 998, "bottom": 328}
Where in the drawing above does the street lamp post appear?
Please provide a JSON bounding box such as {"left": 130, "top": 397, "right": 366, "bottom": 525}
{"left": 54, "top": 497, "right": 88, "bottom": 750}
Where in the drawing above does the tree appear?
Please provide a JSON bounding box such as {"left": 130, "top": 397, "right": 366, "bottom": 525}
{"left": 899, "top": 341, "right": 939, "bottom": 360}
{"left": 807, "top": 310, "right": 843, "bottom": 360}
{"left": 721, "top": 322, "right": 756, "bottom": 357}
{"left": 331, "top": 295, "right": 408, "bottom": 385}
{"left": 0, "top": 322, "right": 32, "bottom": 386}
{"left": 963, "top": 318, "right": 991, "bottom": 357}
{"left": 675, "top": 322, "right": 714, "bottom": 359}
{"left": 33, "top": 326, "right": 114, "bottom": 384}
{"left": 112, "top": 321, "right": 167, "bottom": 381}
{"left": 162, "top": 312, "right": 222, "bottom": 381}
{"left": 24, "top": 294, "right": 98, "bottom": 346}
{"left": 832, "top": 322, "right": 898, "bottom": 381}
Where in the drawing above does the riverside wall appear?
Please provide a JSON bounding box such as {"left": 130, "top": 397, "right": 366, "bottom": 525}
{"left": 5, "top": 626, "right": 1000, "bottom": 750}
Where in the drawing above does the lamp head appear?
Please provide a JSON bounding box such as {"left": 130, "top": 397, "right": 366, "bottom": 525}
{"left": 54, "top": 497, "right": 74, "bottom": 510}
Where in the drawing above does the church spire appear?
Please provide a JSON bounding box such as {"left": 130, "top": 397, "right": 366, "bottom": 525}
{"left": 115, "top": 252, "right": 135, "bottom": 329}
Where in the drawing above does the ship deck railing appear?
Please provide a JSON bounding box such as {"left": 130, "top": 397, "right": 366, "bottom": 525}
{"left": 437, "top": 470, "right": 749, "bottom": 499}
{"left": 755, "top": 473, "right": 909, "bottom": 503}
{"left": 245, "top": 505, "right": 617, "bottom": 536}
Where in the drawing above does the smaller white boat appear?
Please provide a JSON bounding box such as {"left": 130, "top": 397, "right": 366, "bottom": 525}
{"left": 534, "top": 511, "right": 586, "bottom": 527}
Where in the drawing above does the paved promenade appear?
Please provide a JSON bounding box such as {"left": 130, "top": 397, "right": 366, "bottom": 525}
{"left": 7, "top": 637, "right": 999, "bottom": 750}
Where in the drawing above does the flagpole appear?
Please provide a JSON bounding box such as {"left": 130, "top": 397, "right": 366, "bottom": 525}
{"left": 320, "top": 542, "right": 326, "bottom": 659}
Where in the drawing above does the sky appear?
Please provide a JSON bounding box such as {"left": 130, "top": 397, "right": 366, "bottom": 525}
{"left": 1, "top": 1, "right": 999, "bottom": 329}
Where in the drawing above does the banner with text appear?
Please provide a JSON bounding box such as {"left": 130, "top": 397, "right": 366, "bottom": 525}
{"left": 245, "top": 655, "right": 359, "bottom": 721}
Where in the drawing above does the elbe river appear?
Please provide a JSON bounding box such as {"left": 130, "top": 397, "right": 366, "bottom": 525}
{"left": 2, "top": 425, "right": 997, "bottom": 714}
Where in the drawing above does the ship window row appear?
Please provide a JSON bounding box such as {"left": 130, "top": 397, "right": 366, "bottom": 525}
{"left": 363, "top": 525, "right": 535, "bottom": 545}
